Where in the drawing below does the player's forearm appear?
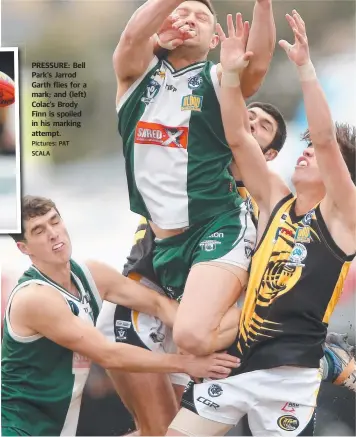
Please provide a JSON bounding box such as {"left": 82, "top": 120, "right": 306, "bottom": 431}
{"left": 220, "top": 79, "right": 250, "bottom": 146}
{"left": 123, "top": 0, "right": 183, "bottom": 43}
{"left": 102, "top": 342, "right": 186, "bottom": 373}
{"left": 241, "top": 0, "right": 275, "bottom": 97}
{"left": 299, "top": 63, "right": 336, "bottom": 146}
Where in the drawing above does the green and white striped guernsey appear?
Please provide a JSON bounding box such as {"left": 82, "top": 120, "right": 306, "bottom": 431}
{"left": 117, "top": 56, "right": 242, "bottom": 229}
{"left": 1, "top": 260, "right": 102, "bottom": 436}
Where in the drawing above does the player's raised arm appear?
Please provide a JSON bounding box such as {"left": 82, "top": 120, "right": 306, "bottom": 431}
{"left": 18, "top": 284, "right": 239, "bottom": 377}
{"left": 217, "top": 14, "right": 289, "bottom": 215}
{"left": 279, "top": 10, "right": 356, "bottom": 232}
{"left": 114, "top": 0, "right": 187, "bottom": 84}
{"left": 240, "top": 0, "right": 276, "bottom": 97}
{"left": 85, "top": 260, "right": 178, "bottom": 328}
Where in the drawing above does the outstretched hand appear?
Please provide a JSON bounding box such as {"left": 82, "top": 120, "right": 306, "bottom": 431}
{"left": 216, "top": 13, "right": 253, "bottom": 73}
{"left": 279, "top": 10, "right": 310, "bottom": 66}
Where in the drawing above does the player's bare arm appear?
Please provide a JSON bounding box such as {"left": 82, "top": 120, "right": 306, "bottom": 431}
{"left": 240, "top": 0, "right": 276, "bottom": 97}
{"left": 11, "top": 284, "right": 239, "bottom": 378}
{"left": 88, "top": 259, "right": 240, "bottom": 349}
{"left": 85, "top": 260, "right": 178, "bottom": 328}
{"left": 217, "top": 14, "right": 289, "bottom": 218}
{"left": 280, "top": 10, "right": 356, "bottom": 253}
{"left": 114, "top": 0, "right": 191, "bottom": 101}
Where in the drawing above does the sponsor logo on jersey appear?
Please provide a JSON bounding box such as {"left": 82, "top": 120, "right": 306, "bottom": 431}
{"left": 295, "top": 226, "right": 311, "bottom": 243}
{"left": 135, "top": 121, "right": 188, "bottom": 149}
{"left": 197, "top": 396, "right": 220, "bottom": 409}
{"left": 277, "top": 415, "right": 299, "bottom": 431}
{"left": 273, "top": 226, "right": 293, "bottom": 243}
{"left": 149, "top": 331, "right": 166, "bottom": 343}
{"left": 166, "top": 84, "right": 177, "bottom": 92}
{"left": 287, "top": 243, "right": 307, "bottom": 267}
{"left": 181, "top": 95, "right": 203, "bottom": 112}
{"left": 199, "top": 239, "right": 221, "bottom": 252}
{"left": 188, "top": 74, "right": 203, "bottom": 90}
{"left": 154, "top": 69, "right": 166, "bottom": 79}
{"left": 141, "top": 79, "right": 161, "bottom": 105}
{"left": 115, "top": 320, "right": 132, "bottom": 328}
{"left": 208, "top": 232, "right": 224, "bottom": 238}
{"left": 281, "top": 402, "right": 300, "bottom": 413}
{"left": 72, "top": 352, "right": 91, "bottom": 373}
{"left": 208, "top": 383, "right": 223, "bottom": 397}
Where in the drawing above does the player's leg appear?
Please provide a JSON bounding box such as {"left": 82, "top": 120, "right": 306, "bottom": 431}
{"left": 108, "top": 370, "right": 179, "bottom": 436}
{"left": 320, "top": 332, "right": 356, "bottom": 391}
{"left": 173, "top": 205, "right": 255, "bottom": 355}
{"left": 97, "top": 291, "right": 179, "bottom": 435}
{"left": 166, "top": 372, "right": 251, "bottom": 436}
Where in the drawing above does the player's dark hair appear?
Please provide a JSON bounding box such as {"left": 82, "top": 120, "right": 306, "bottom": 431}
{"left": 302, "top": 123, "right": 356, "bottom": 184}
{"left": 10, "top": 195, "right": 60, "bottom": 242}
{"left": 193, "top": 0, "right": 217, "bottom": 20}
{"left": 248, "top": 102, "right": 287, "bottom": 153}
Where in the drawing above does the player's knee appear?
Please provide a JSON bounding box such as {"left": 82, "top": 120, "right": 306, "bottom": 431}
{"left": 173, "top": 323, "right": 213, "bottom": 355}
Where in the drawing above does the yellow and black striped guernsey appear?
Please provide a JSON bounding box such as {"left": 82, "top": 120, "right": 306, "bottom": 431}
{"left": 230, "top": 193, "right": 355, "bottom": 375}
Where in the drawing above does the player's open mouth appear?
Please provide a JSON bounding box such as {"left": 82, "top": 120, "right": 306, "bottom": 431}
{"left": 296, "top": 157, "right": 308, "bottom": 168}
{"left": 53, "top": 243, "right": 64, "bottom": 251}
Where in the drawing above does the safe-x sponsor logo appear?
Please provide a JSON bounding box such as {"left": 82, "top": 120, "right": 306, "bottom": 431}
{"left": 277, "top": 415, "right": 299, "bottom": 431}
{"left": 208, "top": 383, "right": 223, "bottom": 397}
{"left": 135, "top": 121, "right": 189, "bottom": 149}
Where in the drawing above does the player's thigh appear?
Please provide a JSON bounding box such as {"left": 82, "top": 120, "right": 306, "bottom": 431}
{"left": 167, "top": 408, "right": 233, "bottom": 436}
{"left": 175, "top": 205, "right": 254, "bottom": 332}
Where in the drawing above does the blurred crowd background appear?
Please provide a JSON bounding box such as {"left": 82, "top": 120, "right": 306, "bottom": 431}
{"left": 0, "top": 50, "right": 17, "bottom": 231}
{"left": 0, "top": 0, "right": 355, "bottom": 435}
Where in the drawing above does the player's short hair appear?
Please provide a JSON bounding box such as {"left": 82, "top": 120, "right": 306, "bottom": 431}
{"left": 248, "top": 102, "right": 287, "bottom": 153}
{"left": 302, "top": 122, "right": 356, "bottom": 184}
{"left": 192, "top": 0, "right": 217, "bottom": 21}
{"left": 10, "top": 195, "right": 60, "bottom": 242}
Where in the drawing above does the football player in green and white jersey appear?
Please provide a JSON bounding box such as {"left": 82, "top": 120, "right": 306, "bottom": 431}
{"left": 1, "top": 195, "right": 240, "bottom": 437}
{"left": 115, "top": 0, "right": 275, "bottom": 359}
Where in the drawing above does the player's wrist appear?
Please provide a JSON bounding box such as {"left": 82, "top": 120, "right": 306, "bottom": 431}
{"left": 221, "top": 70, "right": 241, "bottom": 88}
{"left": 297, "top": 60, "right": 316, "bottom": 82}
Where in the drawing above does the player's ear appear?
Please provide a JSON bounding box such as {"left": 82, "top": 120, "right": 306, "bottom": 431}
{"left": 265, "top": 149, "right": 278, "bottom": 162}
{"left": 17, "top": 241, "right": 31, "bottom": 256}
{"left": 210, "top": 33, "right": 220, "bottom": 49}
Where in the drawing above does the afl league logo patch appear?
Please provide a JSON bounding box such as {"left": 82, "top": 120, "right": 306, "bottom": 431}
{"left": 188, "top": 74, "right": 203, "bottom": 90}
{"left": 208, "top": 384, "right": 223, "bottom": 398}
{"left": 277, "top": 415, "right": 299, "bottom": 431}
